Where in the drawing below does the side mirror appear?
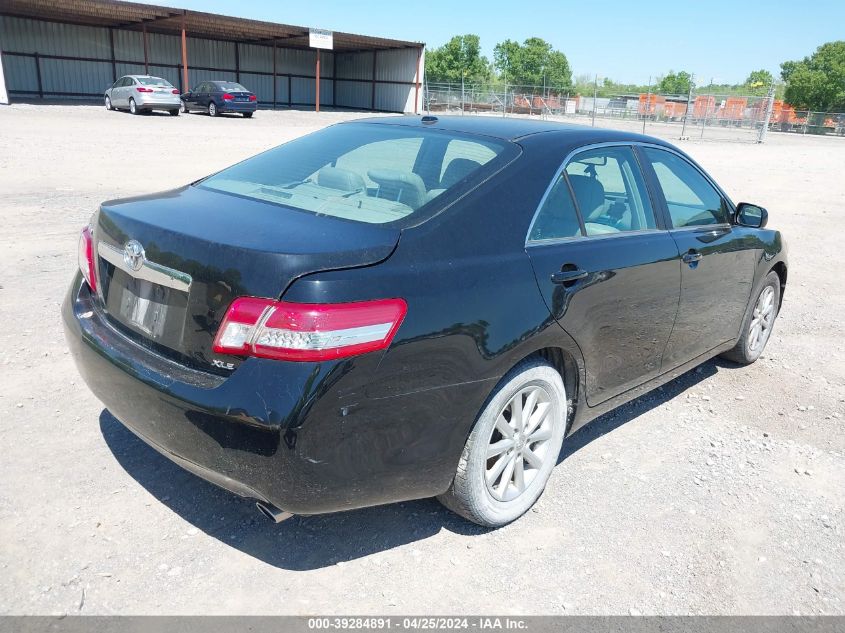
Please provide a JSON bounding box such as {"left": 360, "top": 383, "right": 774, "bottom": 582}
{"left": 735, "top": 202, "right": 768, "bottom": 228}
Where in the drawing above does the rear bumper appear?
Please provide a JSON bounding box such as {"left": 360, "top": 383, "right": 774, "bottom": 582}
{"left": 136, "top": 95, "right": 181, "bottom": 110}
{"left": 219, "top": 101, "right": 258, "bottom": 113}
{"left": 62, "top": 275, "right": 463, "bottom": 515}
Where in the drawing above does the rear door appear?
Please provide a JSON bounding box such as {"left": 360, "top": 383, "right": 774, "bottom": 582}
{"left": 637, "top": 145, "right": 755, "bottom": 369}
{"left": 526, "top": 144, "right": 681, "bottom": 406}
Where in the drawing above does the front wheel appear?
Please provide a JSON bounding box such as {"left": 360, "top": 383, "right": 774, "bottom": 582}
{"left": 720, "top": 270, "right": 781, "bottom": 364}
{"left": 208, "top": 102, "right": 218, "bottom": 117}
{"left": 438, "top": 359, "right": 566, "bottom": 527}
{"left": 129, "top": 98, "right": 139, "bottom": 115}
{"left": 105, "top": 95, "right": 113, "bottom": 111}
{"left": 180, "top": 101, "right": 189, "bottom": 113}
{"left": 169, "top": 109, "right": 179, "bottom": 116}
{"left": 243, "top": 112, "right": 254, "bottom": 118}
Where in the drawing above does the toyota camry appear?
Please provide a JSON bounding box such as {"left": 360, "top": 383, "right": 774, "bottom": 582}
{"left": 63, "top": 116, "right": 787, "bottom": 527}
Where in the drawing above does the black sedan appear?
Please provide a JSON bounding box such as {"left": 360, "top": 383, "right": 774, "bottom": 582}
{"left": 180, "top": 80, "right": 257, "bottom": 117}
{"left": 63, "top": 117, "right": 787, "bottom": 527}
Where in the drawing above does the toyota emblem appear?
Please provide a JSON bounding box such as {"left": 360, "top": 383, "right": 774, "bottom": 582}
{"left": 123, "top": 240, "right": 145, "bottom": 272}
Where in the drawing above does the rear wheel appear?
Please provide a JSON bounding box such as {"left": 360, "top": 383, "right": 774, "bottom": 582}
{"left": 720, "top": 271, "right": 781, "bottom": 364}
{"left": 438, "top": 359, "right": 566, "bottom": 527}
{"left": 105, "top": 95, "right": 113, "bottom": 111}
{"left": 169, "top": 109, "right": 180, "bottom": 116}
{"left": 243, "top": 112, "right": 254, "bottom": 118}
{"left": 129, "top": 98, "right": 139, "bottom": 115}
{"left": 208, "top": 102, "right": 218, "bottom": 117}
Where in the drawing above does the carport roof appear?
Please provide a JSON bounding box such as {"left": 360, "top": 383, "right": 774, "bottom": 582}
{"left": 0, "top": 0, "right": 425, "bottom": 51}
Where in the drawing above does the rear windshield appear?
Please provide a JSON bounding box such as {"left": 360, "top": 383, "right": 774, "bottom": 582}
{"left": 198, "top": 123, "right": 511, "bottom": 226}
{"left": 138, "top": 76, "right": 173, "bottom": 87}
{"left": 215, "top": 82, "right": 248, "bottom": 92}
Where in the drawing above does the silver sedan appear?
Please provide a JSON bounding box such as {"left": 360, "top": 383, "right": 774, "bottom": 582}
{"left": 104, "top": 75, "right": 182, "bottom": 116}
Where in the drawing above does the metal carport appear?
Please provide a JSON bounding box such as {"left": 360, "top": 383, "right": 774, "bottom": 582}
{"left": 0, "top": 0, "right": 425, "bottom": 112}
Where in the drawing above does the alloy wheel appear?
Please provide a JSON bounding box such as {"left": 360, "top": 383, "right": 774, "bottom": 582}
{"left": 747, "top": 286, "right": 776, "bottom": 354}
{"left": 485, "top": 385, "right": 555, "bottom": 502}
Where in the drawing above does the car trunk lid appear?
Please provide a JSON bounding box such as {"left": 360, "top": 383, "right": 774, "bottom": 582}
{"left": 92, "top": 185, "right": 399, "bottom": 373}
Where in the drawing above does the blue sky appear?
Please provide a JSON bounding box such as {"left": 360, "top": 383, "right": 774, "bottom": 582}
{"left": 141, "top": 0, "right": 845, "bottom": 84}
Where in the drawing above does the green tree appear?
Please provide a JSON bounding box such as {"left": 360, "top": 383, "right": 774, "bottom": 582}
{"left": 424, "top": 34, "right": 491, "bottom": 84}
{"left": 493, "top": 37, "right": 572, "bottom": 91}
{"left": 658, "top": 70, "right": 693, "bottom": 95}
{"left": 781, "top": 41, "right": 845, "bottom": 111}
{"left": 744, "top": 69, "right": 774, "bottom": 94}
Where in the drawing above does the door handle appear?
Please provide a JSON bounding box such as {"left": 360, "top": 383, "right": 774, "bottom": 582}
{"left": 550, "top": 268, "right": 589, "bottom": 284}
{"left": 682, "top": 251, "right": 703, "bottom": 264}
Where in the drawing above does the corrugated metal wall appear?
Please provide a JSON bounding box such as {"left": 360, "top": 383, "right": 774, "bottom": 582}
{"left": 0, "top": 15, "right": 422, "bottom": 111}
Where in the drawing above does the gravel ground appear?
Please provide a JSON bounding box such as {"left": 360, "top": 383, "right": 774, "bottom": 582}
{"left": 0, "top": 104, "right": 843, "bottom": 616}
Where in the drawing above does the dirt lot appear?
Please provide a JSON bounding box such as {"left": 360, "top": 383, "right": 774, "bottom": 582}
{"left": 0, "top": 104, "right": 843, "bottom": 616}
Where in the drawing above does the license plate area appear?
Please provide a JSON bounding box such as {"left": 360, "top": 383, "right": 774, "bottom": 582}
{"left": 105, "top": 268, "right": 188, "bottom": 346}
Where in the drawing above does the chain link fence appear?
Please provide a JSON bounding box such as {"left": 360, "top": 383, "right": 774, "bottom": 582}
{"left": 424, "top": 82, "right": 845, "bottom": 143}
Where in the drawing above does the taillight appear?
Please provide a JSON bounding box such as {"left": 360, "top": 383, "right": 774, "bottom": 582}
{"left": 78, "top": 226, "right": 97, "bottom": 293}
{"left": 222, "top": 93, "right": 234, "bottom": 101}
{"left": 213, "top": 297, "right": 407, "bottom": 362}
{"left": 172, "top": 89, "right": 180, "bottom": 94}
{"left": 136, "top": 87, "right": 153, "bottom": 93}
{"left": 248, "top": 94, "right": 257, "bottom": 102}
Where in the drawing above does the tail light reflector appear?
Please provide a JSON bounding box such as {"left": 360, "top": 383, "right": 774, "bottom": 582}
{"left": 172, "top": 89, "right": 180, "bottom": 94}
{"left": 136, "top": 87, "right": 153, "bottom": 93}
{"left": 222, "top": 93, "right": 234, "bottom": 101}
{"left": 213, "top": 297, "right": 407, "bottom": 362}
{"left": 249, "top": 95, "right": 257, "bottom": 102}
{"left": 78, "top": 226, "right": 97, "bottom": 293}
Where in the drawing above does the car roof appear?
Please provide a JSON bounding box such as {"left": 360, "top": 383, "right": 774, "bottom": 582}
{"left": 347, "top": 115, "right": 666, "bottom": 145}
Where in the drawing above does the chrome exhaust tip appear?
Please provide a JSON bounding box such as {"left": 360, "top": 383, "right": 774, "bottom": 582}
{"left": 255, "top": 501, "right": 293, "bottom": 523}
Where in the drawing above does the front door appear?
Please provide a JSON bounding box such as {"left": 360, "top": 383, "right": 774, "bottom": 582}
{"left": 526, "top": 145, "right": 681, "bottom": 406}
{"left": 637, "top": 146, "right": 756, "bottom": 370}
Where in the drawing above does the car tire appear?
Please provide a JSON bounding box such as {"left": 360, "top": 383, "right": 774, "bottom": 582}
{"left": 720, "top": 270, "right": 781, "bottom": 365}
{"left": 129, "top": 98, "right": 139, "bottom": 115}
{"left": 208, "top": 102, "right": 218, "bottom": 117}
{"left": 243, "top": 112, "right": 254, "bottom": 118}
{"left": 105, "top": 95, "right": 113, "bottom": 111}
{"left": 437, "top": 358, "right": 566, "bottom": 527}
{"left": 180, "top": 101, "right": 189, "bottom": 114}
{"left": 169, "top": 109, "right": 180, "bottom": 116}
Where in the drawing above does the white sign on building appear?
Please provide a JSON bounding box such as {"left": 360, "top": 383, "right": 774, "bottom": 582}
{"left": 309, "top": 28, "right": 334, "bottom": 50}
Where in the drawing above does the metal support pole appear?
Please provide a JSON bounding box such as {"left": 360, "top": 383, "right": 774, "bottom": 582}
{"left": 108, "top": 28, "right": 116, "bottom": 82}
{"left": 180, "top": 16, "right": 188, "bottom": 94}
{"left": 461, "top": 73, "right": 465, "bottom": 116}
{"left": 591, "top": 74, "right": 597, "bottom": 127}
{"left": 757, "top": 84, "right": 775, "bottom": 143}
{"left": 371, "top": 49, "right": 377, "bottom": 112}
{"left": 143, "top": 24, "right": 149, "bottom": 75}
{"left": 34, "top": 51, "right": 43, "bottom": 99}
{"left": 315, "top": 49, "right": 320, "bottom": 112}
{"left": 643, "top": 75, "right": 651, "bottom": 134}
{"left": 272, "top": 43, "right": 277, "bottom": 110}
{"left": 332, "top": 52, "right": 337, "bottom": 108}
{"left": 680, "top": 76, "right": 694, "bottom": 139}
{"left": 413, "top": 46, "right": 421, "bottom": 114}
{"left": 235, "top": 43, "right": 240, "bottom": 83}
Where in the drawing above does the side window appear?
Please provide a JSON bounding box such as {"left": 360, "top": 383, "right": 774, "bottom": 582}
{"left": 124, "top": 78, "right": 135, "bottom": 87}
{"left": 642, "top": 147, "right": 729, "bottom": 227}
{"left": 564, "top": 146, "right": 657, "bottom": 236}
{"left": 529, "top": 176, "right": 582, "bottom": 241}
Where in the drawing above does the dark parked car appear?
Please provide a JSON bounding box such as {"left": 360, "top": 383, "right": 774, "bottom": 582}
{"left": 64, "top": 117, "right": 787, "bottom": 527}
{"left": 180, "top": 81, "right": 257, "bottom": 117}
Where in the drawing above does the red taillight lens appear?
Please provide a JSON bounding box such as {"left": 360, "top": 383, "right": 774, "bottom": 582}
{"left": 222, "top": 93, "right": 234, "bottom": 101}
{"left": 248, "top": 94, "right": 257, "bottom": 102}
{"left": 136, "top": 87, "right": 153, "bottom": 93}
{"left": 213, "top": 297, "right": 407, "bottom": 362}
{"left": 77, "top": 226, "right": 97, "bottom": 293}
{"left": 172, "top": 89, "right": 180, "bottom": 94}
